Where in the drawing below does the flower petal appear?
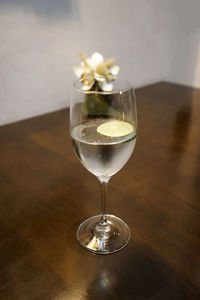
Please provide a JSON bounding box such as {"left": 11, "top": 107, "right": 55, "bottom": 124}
{"left": 94, "top": 72, "right": 106, "bottom": 82}
{"left": 90, "top": 52, "right": 104, "bottom": 70}
{"left": 79, "top": 52, "right": 88, "bottom": 61}
{"left": 73, "top": 65, "right": 84, "bottom": 78}
{"left": 95, "top": 58, "right": 115, "bottom": 74}
{"left": 95, "top": 65, "right": 110, "bottom": 76}
{"left": 97, "top": 58, "right": 116, "bottom": 71}
{"left": 98, "top": 80, "right": 113, "bottom": 92}
{"left": 78, "top": 53, "right": 92, "bottom": 71}
{"left": 110, "top": 65, "right": 120, "bottom": 76}
{"left": 81, "top": 77, "right": 95, "bottom": 90}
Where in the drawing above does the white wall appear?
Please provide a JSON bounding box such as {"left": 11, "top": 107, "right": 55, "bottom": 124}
{"left": 165, "top": 0, "right": 200, "bottom": 88}
{"left": 0, "top": 0, "right": 200, "bottom": 126}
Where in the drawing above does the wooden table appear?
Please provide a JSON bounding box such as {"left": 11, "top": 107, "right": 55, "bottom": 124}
{"left": 0, "top": 82, "right": 199, "bottom": 299}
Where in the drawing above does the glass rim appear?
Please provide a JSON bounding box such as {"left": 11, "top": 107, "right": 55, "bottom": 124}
{"left": 72, "top": 75, "right": 134, "bottom": 95}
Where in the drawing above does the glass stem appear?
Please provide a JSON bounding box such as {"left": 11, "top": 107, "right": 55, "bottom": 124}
{"left": 99, "top": 177, "right": 110, "bottom": 225}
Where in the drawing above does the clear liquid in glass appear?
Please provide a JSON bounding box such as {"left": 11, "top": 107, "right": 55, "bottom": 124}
{"left": 71, "top": 118, "right": 136, "bottom": 179}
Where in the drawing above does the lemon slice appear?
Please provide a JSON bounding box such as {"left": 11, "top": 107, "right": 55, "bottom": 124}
{"left": 97, "top": 120, "right": 134, "bottom": 137}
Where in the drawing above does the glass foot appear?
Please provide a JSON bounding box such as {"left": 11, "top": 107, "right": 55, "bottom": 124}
{"left": 77, "top": 214, "right": 131, "bottom": 254}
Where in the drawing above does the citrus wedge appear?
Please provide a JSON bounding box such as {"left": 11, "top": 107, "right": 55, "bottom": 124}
{"left": 97, "top": 120, "right": 134, "bottom": 137}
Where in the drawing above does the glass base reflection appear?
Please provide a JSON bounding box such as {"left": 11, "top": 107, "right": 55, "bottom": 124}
{"left": 77, "top": 214, "right": 131, "bottom": 254}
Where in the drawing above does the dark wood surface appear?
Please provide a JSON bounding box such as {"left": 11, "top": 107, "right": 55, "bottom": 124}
{"left": 0, "top": 82, "right": 200, "bottom": 299}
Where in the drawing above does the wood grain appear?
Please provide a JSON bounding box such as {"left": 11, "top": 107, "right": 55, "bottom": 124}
{"left": 0, "top": 82, "right": 199, "bottom": 299}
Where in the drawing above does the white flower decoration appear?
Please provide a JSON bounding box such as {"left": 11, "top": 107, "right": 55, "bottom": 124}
{"left": 73, "top": 52, "right": 120, "bottom": 92}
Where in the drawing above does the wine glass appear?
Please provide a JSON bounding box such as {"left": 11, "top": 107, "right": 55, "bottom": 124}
{"left": 70, "top": 76, "right": 137, "bottom": 254}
